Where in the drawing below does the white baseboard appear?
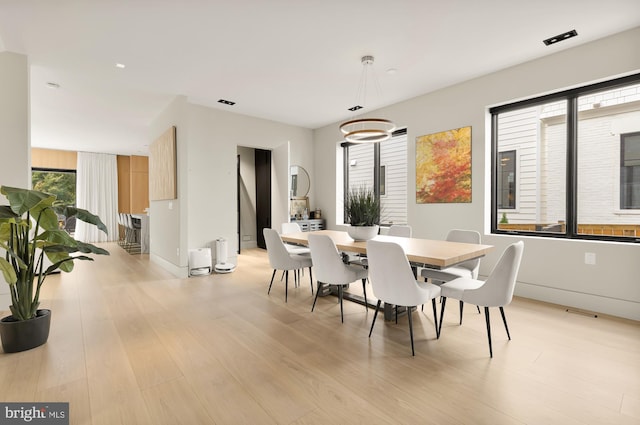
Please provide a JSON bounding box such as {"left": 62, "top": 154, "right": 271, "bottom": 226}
{"left": 241, "top": 241, "right": 258, "bottom": 250}
{"left": 515, "top": 281, "right": 640, "bottom": 321}
{"left": 150, "top": 253, "right": 189, "bottom": 278}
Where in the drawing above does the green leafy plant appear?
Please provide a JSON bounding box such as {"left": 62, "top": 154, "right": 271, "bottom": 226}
{"left": 346, "top": 186, "right": 380, "bottom": 226}
{"left": 499, "top": 212, "right": 509, "bottom": 224}
{"left": 0, "top": 186, "right": 109, "bottom": 321}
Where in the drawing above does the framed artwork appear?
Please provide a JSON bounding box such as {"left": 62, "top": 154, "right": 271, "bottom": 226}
{"left": 149, "top": 126, "right": 177, "bottom": 200}
{"left": 416, "top": 126, "right": 471, "bottom": 204}
{"left": 290, "top": 196, "right": 309, "bottom": 218}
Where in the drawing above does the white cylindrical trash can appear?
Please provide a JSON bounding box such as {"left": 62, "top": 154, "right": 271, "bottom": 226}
{"left": 214, "top": 237, "right": 236, "bottom": 273}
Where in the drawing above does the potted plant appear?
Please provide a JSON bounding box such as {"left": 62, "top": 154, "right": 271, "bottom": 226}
{"left": 0, "top": 186, "right": 109, "bottom": 353}
{"left": 345, "top": 185, "right": 380, "bottom": 241}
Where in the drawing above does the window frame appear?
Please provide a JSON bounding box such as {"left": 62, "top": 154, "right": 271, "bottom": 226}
{"left": 342, "top": 128, "right": 407, "bottom": 226}
{"left": 497, "top": 149, "right": 517, "bottom": 210}
{"left": 490, "top": 72, "right": 640, "bottom": 243}
{"left": 620, "top": 131, "right": 640, "bottom": 210}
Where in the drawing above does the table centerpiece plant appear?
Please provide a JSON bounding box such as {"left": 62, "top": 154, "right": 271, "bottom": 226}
{"left": 345, "top": 185, "right": 380, "bottom": 241}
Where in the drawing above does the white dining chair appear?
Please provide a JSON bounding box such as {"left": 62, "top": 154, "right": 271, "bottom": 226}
{"left": 281, "top": 222, "right": 311, "bottom": 255}
{"left": 263, "top": 228, "right": 313, "bottom": 302}
{"left": 366, "top": 239, "right": 442, "bottom": 356}
{"left": 421, "top": 229, "right": 482, "bottom": 320}
{"left": 387, "top": 224, "right": 412, "bottom": 238}
{"left": 438, "top": 241, "right": 524, "bottom": 357}
{"left": 308, "top": 234, "right": 368, "bottom": 323}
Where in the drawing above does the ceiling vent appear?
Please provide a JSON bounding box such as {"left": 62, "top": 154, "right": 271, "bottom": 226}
{"left": 543, "top": 29, "right": 578, "bottom": 46}
{"left": 218, "top": 99, "right": 235, "bottom": 106}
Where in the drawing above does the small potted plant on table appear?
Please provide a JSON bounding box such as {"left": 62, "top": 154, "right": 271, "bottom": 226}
{"left": 345, "top": 185, "right": 380, "bottom": 241}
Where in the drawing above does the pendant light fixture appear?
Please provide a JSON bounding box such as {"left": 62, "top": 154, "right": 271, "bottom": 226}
{"left": 340, "top": 55, "right": 396, "bottom": 143}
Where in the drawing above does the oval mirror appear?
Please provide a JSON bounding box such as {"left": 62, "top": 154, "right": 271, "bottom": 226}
{"left": 290, "top": 165, "right": 310, "bottom": 198}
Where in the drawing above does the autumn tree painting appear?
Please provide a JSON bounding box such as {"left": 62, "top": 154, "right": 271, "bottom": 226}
{"left": 416, "top": 126, "right": 471, "bottom": 203}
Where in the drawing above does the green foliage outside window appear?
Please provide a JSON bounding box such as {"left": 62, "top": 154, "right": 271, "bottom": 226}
{"left": 32, "top": 170, "right": 76, "bottom": 206}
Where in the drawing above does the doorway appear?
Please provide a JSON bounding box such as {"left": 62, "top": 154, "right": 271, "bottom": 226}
{"left": 237, "top": 143, "right": 289, "bottom": 251}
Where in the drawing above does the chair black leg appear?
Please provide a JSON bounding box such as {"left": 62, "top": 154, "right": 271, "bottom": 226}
{"left": 459, "top": 300, "right": 464, "bottom": 325}
{"left": 309, "top": 267, "right": 313, "bottom": 295}
{"left": 285, "top": 270, "right": 289, "bottom": 303}
{"left": 268, "top": 270, "right": 277, "bottom": 294}
{"left": 395, "top": 305, "right": 398, "bottom": 324}
{"left": 476, "top": 305, "right": 481, "bottom": 314}
{"left": 431, "top": 298, "right": 439, "bottom": 339}
{"left": 361, "top": 278, "right": 368, "bottom": 311}
{"left": 408, "top": 306, "right": 415, "bottom": 356}
{"left": 338, "top": 285, "right": 344, "bottom": 323}
{"left": 499, "top": 306, "right": 511, "bottom": 340}
{"left": 438, "top": 297, "right": 448, "bottom": 336}
{"left": 311, "top": 282, "right": 323, "bottom": 311}
{"left": 484, "top": 306, "right": 493, "bottom": 358}
{"left": 369, "top": 300, "right": 382, "bottom": 337}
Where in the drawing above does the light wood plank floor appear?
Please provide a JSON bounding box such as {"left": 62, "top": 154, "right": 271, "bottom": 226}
{"left": 1, "top": 242, "right": 638, "bottom": 424}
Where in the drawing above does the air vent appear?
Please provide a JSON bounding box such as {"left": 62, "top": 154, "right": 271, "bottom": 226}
{"left": 218, "top": 99, "right": 236, "bottom": 106}
{"left": 348, "top": 105, "right": 363, "bottom": 112}
{"left": 543, "top": 29, "right": 578, "bottom": 46}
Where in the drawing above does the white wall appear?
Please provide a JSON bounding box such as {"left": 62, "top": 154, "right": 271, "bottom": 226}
{"left": 149, "top": 101, "right": 313, "bottom": 277}
{"left": 0, "top": 52, "right": 30, "bottom": 310}
{"left": 0, "top": 52, "right": 30, "bottom": 188}
{"left": 313, "top": 27, "right": 640, "bottom": 320}
{"left": 148, "top": 96, "right": 188, "bottom": 276}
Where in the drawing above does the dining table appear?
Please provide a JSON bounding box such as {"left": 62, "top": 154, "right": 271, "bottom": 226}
{"left": 281, "top": 229, "right": 494, "bottom": 320}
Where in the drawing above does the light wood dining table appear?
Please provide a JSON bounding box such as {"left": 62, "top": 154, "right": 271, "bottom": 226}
{"left": 281, "top": 230, "right": 493, "bottom": 269}
{"left": 281, "top": 230, "right": 494, "bottom": 320}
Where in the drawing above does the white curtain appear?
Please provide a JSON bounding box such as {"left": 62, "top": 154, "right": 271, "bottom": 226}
{"left": 75, "top": 152, "right": 119, "bottom": 243}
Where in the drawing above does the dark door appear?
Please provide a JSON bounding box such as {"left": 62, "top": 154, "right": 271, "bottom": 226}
{"left": 237, "top": 154, "right": 241, "bottom": 254}
{"left": 255, "top": 149, "right": 272, "bottom": 249}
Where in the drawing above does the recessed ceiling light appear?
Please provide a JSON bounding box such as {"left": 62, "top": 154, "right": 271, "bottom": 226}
{"left": 386, "top": 68, "right": 398, "bottom": 75}
{"left": 46, "top": 82, "right": 60, "bottom": 89}
{"left": 218, "top": 99, "right": 236, "bottom": 106}
{"left": 115, "top": 63, "right": 126, "bottom": 69}
{"left": 543, "top": 29, "right": 578, "bottom": 46}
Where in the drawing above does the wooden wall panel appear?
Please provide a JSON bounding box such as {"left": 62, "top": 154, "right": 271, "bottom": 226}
{"left": 117, "top": 156, "right": 131, "bottom": 213}
{"left": 149, "top": 126, "right": 177, "bottom": 201}
{"left": 130, "top": 155, "right": 149, "bottom": 213}
{"left": 31, "top": 148, "right": 77, "bottom": 170}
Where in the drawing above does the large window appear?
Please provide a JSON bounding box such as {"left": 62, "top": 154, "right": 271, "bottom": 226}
{"left": 491, "top": 73, "right": 640, "bottom": 241}
{"left": 32, "top": 168, "right": 77, "bottom": 233}
{"left": 343, "top": 129, "right": 408, "bottom": 225}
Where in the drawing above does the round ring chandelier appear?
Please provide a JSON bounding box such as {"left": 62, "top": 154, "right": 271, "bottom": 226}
{"left": 339, "top": 56, "right": 397, "bottom": 143}
{"left": 340, "top": 118, "right": 397, "bottom": 143}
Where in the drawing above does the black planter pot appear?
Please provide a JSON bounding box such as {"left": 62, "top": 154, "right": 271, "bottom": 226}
{"left": 0, "top": 309, "right": 51, "bottom": 353}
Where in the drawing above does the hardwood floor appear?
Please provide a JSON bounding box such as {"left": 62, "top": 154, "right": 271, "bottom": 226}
{"left": 1, "top": 242, "right": 638, "bottom": 424}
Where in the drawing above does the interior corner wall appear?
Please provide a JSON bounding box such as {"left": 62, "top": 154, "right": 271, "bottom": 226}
{"left": 313, "top": 27, "right": 640, "bottom": 320}
{"left": 149, "top": 99, "right": 313, "bottom": 278}
{"left": 148, "top": 96, "right": 188, "bottom": 277}
{"left": 183, "top": 104, "right": 313, "bottom": 269}
{"left": 0, "top": 51, "right": 29, "bottom": 311}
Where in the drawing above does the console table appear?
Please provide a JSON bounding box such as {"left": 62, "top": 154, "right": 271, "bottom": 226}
{"left": 291, "top": 219, "right": 325, "bottom": 232}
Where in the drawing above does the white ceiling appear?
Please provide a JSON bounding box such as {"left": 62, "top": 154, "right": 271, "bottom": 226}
{"left": 1, "top": 0, "right": 639, "bottom": 155}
